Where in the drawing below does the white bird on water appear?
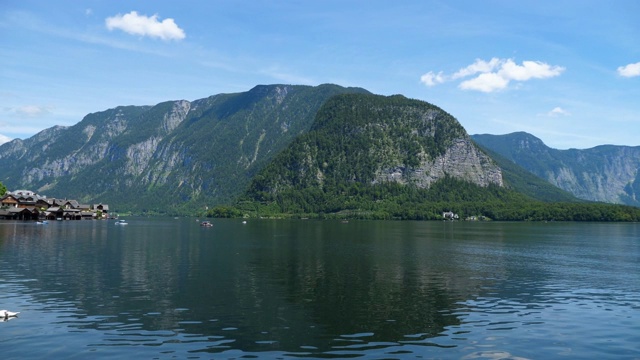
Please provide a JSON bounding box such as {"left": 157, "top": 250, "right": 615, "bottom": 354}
{"left": 1, "top": 310, "right": 19, "bottom": 321}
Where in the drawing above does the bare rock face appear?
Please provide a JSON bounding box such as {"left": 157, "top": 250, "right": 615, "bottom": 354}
{"left": 438, "top": 139, "right": 503, "bottom": 186}
{"left": 374, "top": 138, "right": 503, "bottom": 188}
{"left": 545, "top": 146, "right": 640, "bottom": 204}
{"left": 162, "top": 100, "right": 191, "bottom": 133}
{"left": 125, "top": 101, "right": 191, "bottom": 177}
{"left": 473, "top": 132, "right": 640, "bottom": 206}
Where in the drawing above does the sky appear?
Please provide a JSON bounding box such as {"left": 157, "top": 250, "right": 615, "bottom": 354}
{"left": 1, "top": 0, "right": 639, "bottom": 149}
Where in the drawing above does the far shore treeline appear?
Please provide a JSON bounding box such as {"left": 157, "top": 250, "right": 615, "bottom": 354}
{"left": 206, "top": 177, "right": 640, "bottom": 222}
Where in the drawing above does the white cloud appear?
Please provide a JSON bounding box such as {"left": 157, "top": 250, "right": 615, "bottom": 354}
{"left": 420, "top": 71, "right": 445, "bottom": 86}
{"left": 547, "top": 107, "right": 570, "bottom": 117}
{"left": 0, "top": 133, "right": 12, "bottom": 145}
{"left": 14, "top": 105, "right": 52, "bottom": 117}
{"left": 421, "top": 58, "right": 565, "bottom": 93}
{"left": 459, "top": 72, "right": 509, "bottom": 92}
{"left": 617, "top": 62, "right": 640, "bottom": 77}
{"left": 452, "top": 58, "right": 501, "bottom": 79}
{"left": 105, "top": 11, "right": 186, "bottom": 41}
{"left": 499, "top": 59, "right": 564, "bottom": 81}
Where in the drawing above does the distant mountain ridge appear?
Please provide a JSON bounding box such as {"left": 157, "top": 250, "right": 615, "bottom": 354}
{"left": 0, "top": 84, "right": 370, "bottom": 213}
{"left": 472, "top": 132, "right": 640, "bottom": 206}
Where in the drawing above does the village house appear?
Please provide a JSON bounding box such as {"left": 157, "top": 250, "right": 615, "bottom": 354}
{"left": 442, "top": 211, "right": 459, "bottom": 220}
{"left": 0, "top": 189, "right": 109, "bottom": 221}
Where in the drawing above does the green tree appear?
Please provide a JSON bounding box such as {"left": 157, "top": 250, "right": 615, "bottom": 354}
{"left": 0, "top": 181, "right": 6, "bottom": 196}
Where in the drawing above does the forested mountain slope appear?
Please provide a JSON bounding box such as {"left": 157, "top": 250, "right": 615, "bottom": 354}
{"left": 0, "top": 84, "right": 369, "bottom": 213}
{"left": 239, "top": 93, "right": 514, "bottom": 218}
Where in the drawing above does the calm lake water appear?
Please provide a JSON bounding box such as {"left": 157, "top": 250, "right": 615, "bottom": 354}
{"left": 1, "top": 218, "right": 639, "bottom": 359}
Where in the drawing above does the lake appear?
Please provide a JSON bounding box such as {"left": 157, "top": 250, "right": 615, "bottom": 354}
{"left": 1, "top": 218, "right": 639, "bottom": 359}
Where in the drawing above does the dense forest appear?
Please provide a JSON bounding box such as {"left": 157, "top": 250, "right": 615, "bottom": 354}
{"left": 210, "top": 176, "right": 640, "bottom": 221}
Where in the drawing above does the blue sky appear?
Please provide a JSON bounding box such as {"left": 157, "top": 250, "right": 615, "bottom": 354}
{"left": 1, "top": 1, "right": 639, "bottom": 149}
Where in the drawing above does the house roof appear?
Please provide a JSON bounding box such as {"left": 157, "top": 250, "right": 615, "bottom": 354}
{"left": 9, "top": 190, "right": 37, "bottom": 197}
{"left": 1, "top": 194, "right": 19, "bottom": 202}
{"left": 8, "top": 190, "right": 49, "bottom": 202}
{"left": 93, "top": 204, "right": 109, "bottom": 210}
{"left": 3, "top": 191, "right": 103, "bottom": 214}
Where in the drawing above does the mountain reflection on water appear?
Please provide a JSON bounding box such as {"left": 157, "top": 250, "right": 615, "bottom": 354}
{"left": 1, "top": 219, "right": 638, "bottom": 359}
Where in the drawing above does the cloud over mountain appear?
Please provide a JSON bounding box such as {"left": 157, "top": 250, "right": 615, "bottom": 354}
{"left": 0, "top": 133, "right": 11, "bottom": 145}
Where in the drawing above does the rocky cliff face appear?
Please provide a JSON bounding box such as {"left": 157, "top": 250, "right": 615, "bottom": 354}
{"left": 548, "top": 146, "right": 640, "bottom": 205}
{"left": 374, "top": 138, "right": 503, "bottom": 188}
{"left": 472, "top": 132, "right": 640, "bottom": 206}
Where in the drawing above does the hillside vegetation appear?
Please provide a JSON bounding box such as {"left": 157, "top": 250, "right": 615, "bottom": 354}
{"left": 0, "top": 84, "right": 369, "bottom": 214}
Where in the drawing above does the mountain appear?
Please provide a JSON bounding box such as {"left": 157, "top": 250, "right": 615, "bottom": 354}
{"left": 471, "top": 142, "right": 579, "bottom": 203}
{"left": 249, "top": 93, "right": 503, "bottom": 191}
{"left": 472, "top": 132, "right": 640, "bottom": 207}
{"left": 5, "top": 86, "right": 639, "bottom": 221}
{"left": 0, "top": 84, "right": 369, "bottom": 214}
{"left": 238, "top": 93, "right": 529, "bottom": 219}
{"left": 233, "top": 96, "right": 640, "bottom": 221}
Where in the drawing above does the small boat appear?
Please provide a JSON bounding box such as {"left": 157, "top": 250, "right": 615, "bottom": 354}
{"left": 1, "top": 310, "right": 19, "bottom": 321}
{"left": 36, "top": 220, "right": 48, "bottom": 225}
{"left": 200, "top": 221, "right": 213, "bottom": 227}
{"left": 115, "top": 219, "right": 128, "bottom": 225}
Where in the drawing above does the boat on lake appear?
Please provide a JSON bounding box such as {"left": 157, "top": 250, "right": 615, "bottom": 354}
{"left": 1, "top": 310, "right": 19, "bottom": 321}
{"left": 115, "top": 219, "right": 128, "bottom": 225}
{"left": 200, "top": 221, "right": 213, "bottom": 227}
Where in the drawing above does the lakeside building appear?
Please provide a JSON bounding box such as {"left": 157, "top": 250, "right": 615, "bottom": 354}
{"left": 0, "top": 189, "right": 109, "bottom": 221}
